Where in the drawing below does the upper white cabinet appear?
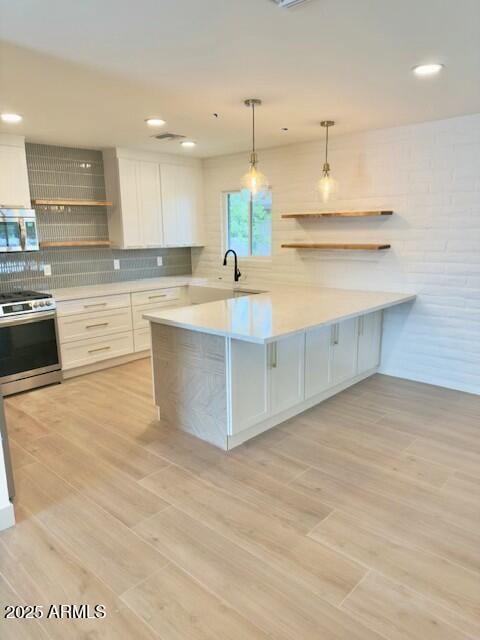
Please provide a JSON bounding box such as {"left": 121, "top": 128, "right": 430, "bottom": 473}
{"left": 161, "top": 163, "right": 205, "bottom": 247}
{"left": 0, "top": 136, "right": 31, "bottom": 209}
{"left": 104, "top": 154, "right": 163, "bottom": 249}
{"left": 357, "top": 311, "right": 382, "bottom": 374}
{"left": 138, "top": 161, "right": 164, "bottom": 248}
{"left": 103, "top": 149, "right": 204, "bottom": 249}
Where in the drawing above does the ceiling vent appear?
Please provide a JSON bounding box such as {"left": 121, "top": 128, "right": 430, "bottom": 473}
{"left": 152, "top": 132, "right": 186, "bottom": 141}
{"left": 271, "top": 0, "right": 310, "bottom": 7}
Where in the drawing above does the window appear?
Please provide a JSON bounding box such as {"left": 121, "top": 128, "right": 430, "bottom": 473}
{"left": 226, "top": 190, "right": 272, "bottom": 257}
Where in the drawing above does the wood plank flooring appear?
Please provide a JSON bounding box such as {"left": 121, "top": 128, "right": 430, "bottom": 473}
{"left": 1, "top": 358, "right": 479, "bottom": 639}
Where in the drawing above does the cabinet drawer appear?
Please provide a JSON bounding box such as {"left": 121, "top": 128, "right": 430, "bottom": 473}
{"left": 56, "top": 293, "right": 131, "bottom": 317}
{"left": 131, "top": 287, "right": 182, "bottom": 307}
{"left": 134, "top": 328, "right": 151, "bottom": 352}
{"left": 58, "top": 308, "right": 133, "bottom": 344}
{"left": 61, "top": 332, "right": 134, "bottom": 370}
{"left": 133, "top": 300, "right": 183, "bottom": 330}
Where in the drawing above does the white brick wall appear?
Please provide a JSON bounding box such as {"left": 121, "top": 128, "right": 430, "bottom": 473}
{"left": 193, "top": 113, "right": 480, "bottom": 395}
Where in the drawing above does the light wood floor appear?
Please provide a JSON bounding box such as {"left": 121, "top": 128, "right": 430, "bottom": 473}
{"left": 1, "top": 359, "right": 480, "bottom": 640}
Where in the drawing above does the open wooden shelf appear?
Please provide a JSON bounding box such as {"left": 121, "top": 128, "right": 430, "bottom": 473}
{"left": 32, "top": 198, "right": 112, "bottom": 207}
{"left": 281, "top": 243, "right": 391, "bottom": 251}
{"left": 281, "top": 210, "right": 393, "bottom": 219}
{"left": 39, "top": 240, "right": 111, "bottom": 248}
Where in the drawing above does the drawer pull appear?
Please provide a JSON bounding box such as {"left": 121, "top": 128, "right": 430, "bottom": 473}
{"left": 86, "top": 322, "right": 109, "bottom": 329}
{"left": 84, "top": 302, "right": 107, "bottom": 309}
{"left": 148, "top": 294, "right": 168, "bottom": 300}
{"left": 88, "top": 346, "right": 111, "bottom": 354}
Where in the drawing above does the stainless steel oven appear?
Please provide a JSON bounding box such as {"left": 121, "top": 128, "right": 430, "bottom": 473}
{"left": 0, "top": 209, "right": 39, "bottom": 252}
{"left": 0, "top": 291, "right": 61, "bottom": 396}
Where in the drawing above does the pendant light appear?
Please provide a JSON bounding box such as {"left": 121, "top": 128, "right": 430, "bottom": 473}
{"left": 318, "top": 120, "right": 337, "bottom": 202}
{"left": 241, "top": 98, "right": 269, "bottom": 196}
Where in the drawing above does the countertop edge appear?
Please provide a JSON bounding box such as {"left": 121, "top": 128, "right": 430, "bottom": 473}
{"left": 144, "top": 293, "right": 416, "bottom": 343}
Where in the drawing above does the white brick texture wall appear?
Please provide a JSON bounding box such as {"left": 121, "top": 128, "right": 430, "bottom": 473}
{"left": 193, "top": 114, "right": 480, "bottom": 395}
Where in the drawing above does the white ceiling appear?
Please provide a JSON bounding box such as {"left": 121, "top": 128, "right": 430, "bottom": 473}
{"left": 1, "top": 0, "right": 480, "bottom": 157}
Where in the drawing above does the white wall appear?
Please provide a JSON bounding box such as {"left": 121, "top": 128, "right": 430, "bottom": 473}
{"left": 193, "top": 113, "right": 480, "bottom": 395}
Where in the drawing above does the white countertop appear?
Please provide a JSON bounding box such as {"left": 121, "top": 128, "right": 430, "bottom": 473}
{"left": 47, "top": 276, "right": 415, "bottom": 343}
{"left": 144, "top": 283, "right": 416, "bottom": 343}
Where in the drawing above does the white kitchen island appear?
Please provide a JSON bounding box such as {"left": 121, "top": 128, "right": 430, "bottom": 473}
{"left": 145, "top": 285, "right": 415, "bottom": 450}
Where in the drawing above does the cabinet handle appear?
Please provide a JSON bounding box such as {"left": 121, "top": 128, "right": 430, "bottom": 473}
{"left": 331, "top": 324, "right": 339, "bottom": 346}
{"left": 270, "top": 342, "right": 277, "bottom": 368}
{"left": 84, "top": 302, "right": 107, "bottom": 309}
{"left": 88, "top": 346, "right": 111, "bottom": 354}
{"left": 86, "top": 322, "right": 109, "bottom": 329}
{"left": 358, "top": 316, "right": 364, "bottom": 336}
{"left": 148, "top": 294, "right": 168, "bottom": 300}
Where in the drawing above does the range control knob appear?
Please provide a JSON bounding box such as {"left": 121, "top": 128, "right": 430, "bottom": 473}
{"left": 39, "top": 301, "right": 45, "bottom": 307}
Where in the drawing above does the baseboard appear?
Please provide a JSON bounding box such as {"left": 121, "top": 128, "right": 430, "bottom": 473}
{"left": 378, "top": 369, "right": 480, "bottom": 397}
{"left": 62, "top": 351, "right": 150, "bottom": 379}
{"left": 227, "top": 367, "right": 379, "bottom": 449}
{"left": 0, "top": 501, "right": 15, "bottom": 531}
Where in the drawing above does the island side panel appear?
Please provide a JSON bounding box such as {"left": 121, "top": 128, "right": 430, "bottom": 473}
{"left": 150, "top": 323, "right": 228, "bottom": 449}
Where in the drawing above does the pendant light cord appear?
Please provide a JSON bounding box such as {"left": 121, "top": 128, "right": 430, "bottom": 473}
{"left": 325, "top": 123, "right": 329, "bottom": 164}
{"left": 252, "top": 102, "right": 256, "bottom": 154}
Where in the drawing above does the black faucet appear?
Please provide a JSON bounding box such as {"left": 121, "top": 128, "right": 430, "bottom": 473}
{"left": 223, "top": 249, "right": 241, "bottom": 282}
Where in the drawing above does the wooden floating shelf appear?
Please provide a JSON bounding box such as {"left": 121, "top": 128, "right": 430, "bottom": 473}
{"left": 281, "top": 243, "right": 391, "bottom": 251}
{"left": 39, "top": 240, "right": 111, "bottom": 248}
{"left": 282, "top": 210, "right": 393, "bottom": 219}
{"left": 32, "top": 198, "right": 112, "bottom": 207}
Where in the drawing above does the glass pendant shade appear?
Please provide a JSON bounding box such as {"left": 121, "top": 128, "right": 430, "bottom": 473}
{"left": 318, "top": 164, "right": 337, "bottom": 202}
{"left": 242, "top": 153, "right": 269, "bottom": 196}
{"left": 242, "top": 99, "right": 269, "bottom": 196}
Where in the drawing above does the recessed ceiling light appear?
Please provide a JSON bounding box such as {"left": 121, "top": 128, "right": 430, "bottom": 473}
{"left": 1, "top": 113, "right": 23, "bottom": 124}
{"left": 181, "top": 140, "right": 196, "bottom": 148}
{"left": 412, "top": 63, "right": 444, "bottom": 77}
{"left": 145, "top": 117, "right": 166, "bottom": 127}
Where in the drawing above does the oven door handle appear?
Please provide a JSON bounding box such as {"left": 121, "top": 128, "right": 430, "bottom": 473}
{"left": 0, "top": 311, "right": 57, "bottom": 328}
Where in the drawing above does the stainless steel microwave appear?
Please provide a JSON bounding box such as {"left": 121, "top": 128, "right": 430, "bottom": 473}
{"left": 0, "top": 209, "right": 39, "bottom": 252}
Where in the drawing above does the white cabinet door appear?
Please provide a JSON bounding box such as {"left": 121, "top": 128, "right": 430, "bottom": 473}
{"left": 331, "top": 318, "right": 358, "bottom": 386}
{"left": 160, "top": 164, "right": 204, "bottom": 247}
{"left": 230, "top": 339, "right": 269, "bottom": 435}
{"left": 174, "top": 165, "right": 192, "bottom": 245}
{"left": 357, "top": 311, "right": 382, "bottom": 374}
{"left": 117, "top": 158, "right": 143, "bottom": 248}
{"left": 190, "top": 165, "right": 205, "bottom": 246}
{"left": 138, "top": 161, "right": 163, "bottom": 247}
{"left": 305, "top": 325, "right": 331, "bottom": 398}
{"left": 0, "top": 144, "right": 31, "bottom": 208}
{"left": 269, "top": 334, "right": 305, "bottom": 416}
{"left": 160, "top": 164, "right": 179, "bottom": 246}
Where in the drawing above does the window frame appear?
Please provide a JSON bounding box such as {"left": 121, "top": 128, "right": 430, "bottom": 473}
{"left": 223, "top": 189, "right": 272, "bottom": 261}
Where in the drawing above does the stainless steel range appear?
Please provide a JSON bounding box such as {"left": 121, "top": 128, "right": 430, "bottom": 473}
{"left": 0, "top": 290, "right": 62, "bottom": 396}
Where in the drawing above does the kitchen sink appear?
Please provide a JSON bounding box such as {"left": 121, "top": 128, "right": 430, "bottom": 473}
{"left": 186, "top": 285, "right": 264, "bottom": 305}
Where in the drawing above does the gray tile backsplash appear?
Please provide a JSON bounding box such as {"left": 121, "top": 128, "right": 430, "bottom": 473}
{"left": 0, "top": 143, "right": 192, "bottom": 292}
